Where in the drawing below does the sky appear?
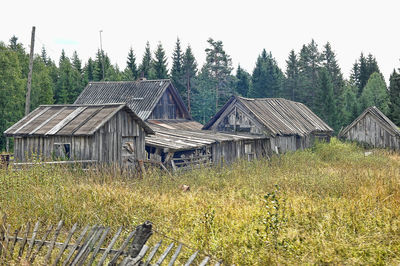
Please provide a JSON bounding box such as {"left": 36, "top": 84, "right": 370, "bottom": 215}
{"left": 1, "top": 0, "right": 399, "bottom": 82}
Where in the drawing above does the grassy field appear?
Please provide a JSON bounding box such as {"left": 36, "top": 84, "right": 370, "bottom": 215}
{"left": 1, "top": 138, "right": 400, "bottom": 265}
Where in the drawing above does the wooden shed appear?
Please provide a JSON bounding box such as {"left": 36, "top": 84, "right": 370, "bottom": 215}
{"left": 203, "top": 96, "right": 333, "bottom": 153}
{"left": 4, "top": 103, "right": 154, "bottom": 166}
{"left": 338, "top": 106, "right": 400, "bottom": 150}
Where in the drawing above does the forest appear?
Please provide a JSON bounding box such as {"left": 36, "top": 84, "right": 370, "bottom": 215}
{"left": 1, "top": 36, "right": 400, "bottom": 151}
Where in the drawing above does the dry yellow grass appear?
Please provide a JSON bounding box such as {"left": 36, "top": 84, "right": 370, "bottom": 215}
{"left": 1, "top": 138, "right": 400, "bottom": 264}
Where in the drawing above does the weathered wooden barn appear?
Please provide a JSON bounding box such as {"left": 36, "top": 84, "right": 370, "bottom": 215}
{"left": 203, "top": 96, "right": 333, "bottom": 153}
{"left": 75, "top": 79, "right": 203, "bottom": 130}
{"left": 338, "top": 106, "right": 400, "bottom": 150}
{"left": 74, "top": 79, "right": 272, "bottom": 168}
{"left": 4, "top": 103, "right": 154, "bottom": 165}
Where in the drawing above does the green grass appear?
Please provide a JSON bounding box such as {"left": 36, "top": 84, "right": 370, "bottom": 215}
{"left": 1, "top": 138, "right": 400, "bottom": 264}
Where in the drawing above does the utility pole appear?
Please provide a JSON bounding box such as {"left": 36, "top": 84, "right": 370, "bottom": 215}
{"left": 99, "top": 30, "right": 105, "bottom": 80}
{"left": 25, "top": 26, "right": 35, "bottom": 116}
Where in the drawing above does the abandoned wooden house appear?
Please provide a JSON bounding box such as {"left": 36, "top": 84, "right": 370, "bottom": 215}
{"left": 338, "top": 106, "right": 400, "bottom": 150}
{"left": 203, "top": 96, "right": 333, "bottom": 153}
{"left": 74, "top": 79, "right": 272, "bottom": 168}
{"left": 4, "top": 103, "right": 154, "bottom": 165}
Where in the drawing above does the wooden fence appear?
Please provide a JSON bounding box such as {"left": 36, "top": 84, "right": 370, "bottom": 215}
{"left": 0, "top": 218, "right": 221, "bottom": 265}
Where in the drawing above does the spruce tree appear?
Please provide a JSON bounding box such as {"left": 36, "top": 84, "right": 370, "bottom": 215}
{"left": 171, "top": 38, "right": 185, "bottom": 99}
{"left": 317, "top": 68, "right": 336, "bottom": 129}
{"left": 72, "top": 51, "right": 82, "bottom": 73}
{"left": 139, "top": 41, "right": 152, "bottom": 78}
{"left": 285, "top": 49, "right": 300, "bottom": 101}
{"left": 298, "top": 40, "right": 322, "bottom": 109}
{"left": 249, "top": 49, "right": 284, "bottom": 99}
{"left": 124, "top": 47, "right": 137, "bottom": 80}
{"left": 152, "top": 42, "right": 168, "bottom": 79}
{"left": 182, "top": 45, "right": 197, "bottom": 113}
{"left": 84, "top": 58, "right": 95, "bottom": 82}
{"left": 31, "top": 56, "right": 54, "bottom": 109}
{"left": 339, "top": 83, "right": 359, "bottom": 127}
{"left": 235, "top": 65, "right": 251, "bottom": 97}
{"left": 41, "top": 46, "right": 48, "bottom": 65}
{"left": 388, "top": 69, "right": 400, "bottom": 125}
{"left": 321, "top": 42, "right": 344, "bottom": 97}
{"left": 360, "top": 72, "right": 389, "bottom": 114}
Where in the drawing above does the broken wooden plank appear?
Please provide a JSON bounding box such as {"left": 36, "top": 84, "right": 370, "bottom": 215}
{"left": 53, "top": 223, "right": 78, "bottom": 266}
{"left": 87, "top": 226, "right": 110, "bottom": 265}
{"left": 63, "top": 224, "right": 90, "bottom": 266}
{"left": 3, "top": 224, "right": 11, "bottom": 259}
{"left": 167, "top": 243, "right": 182, "bottom": 266}
{"left": 26, "top": 221, "right": 40, "bottom": 259}
{"left": 9, "top": 227, "right": 20, "bottom": 259}
{"left": 97, "top": 226, "right": 122, "bottom": 266}
{"left": 155, "top": 242, "right": 174, "bottom": 265}
{"left": 18, "top": 222, "right": 30, "bottom": 259}
{"left": 43, "top": 220, "right": 64, "bottom": 265}
{"left": 199, "top": 256, "right": 210, "bottom": 266}
{"left": 144, "top": 240, "right": 162, "bottom": 266}
{"left": 70, "top": 224, "right": 98, "bottom": 265}
{"left": 108, "top": 228, "right": 137, "bottom": 265}
{"left": 75, "top": 226, "right": 104, "bottom": 265}
{"left": 184, "top": 250, "right": 199, "bottom": 266}
{"left": 30, "top": 223, "right": 53, "bottom": 263}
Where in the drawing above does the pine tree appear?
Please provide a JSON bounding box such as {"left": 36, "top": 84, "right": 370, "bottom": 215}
{"left": 204, "top": 38, "right": 233, "bottom": 111}
{"left": 388, "top": 69, "right": 400, "bottom": 125}
{"left": 139, "top": 41, "right": 152, "bottom": 78}
{"left": 285, "top": 50, "right": 300, "bottom": 101}
{"left": 124, "top": 47, "right": 138, "bottom": 80}
{"left": 235, "top": 65, "right": 251, "bottom": 97}
{"left": 182, "top": 45, "right": 197, "bottom": 114}
{"left": 171, "top": 38, "right": 185, "bottom": 99}
{"left": 317, "top": 68, "right": 336, "bottom": 129}
{"left": 152, "top": 42, "right": 168, "bottom": 79}
{"left": 360, "top": 72, "right": 389, "bottom": 114}
{"left": 351, "top": 53, "right": 381, "bottom": 96}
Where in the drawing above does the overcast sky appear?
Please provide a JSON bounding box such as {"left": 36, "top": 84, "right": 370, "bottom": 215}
{"left": 2, "top": 0, "right": 399, "bottom": 82}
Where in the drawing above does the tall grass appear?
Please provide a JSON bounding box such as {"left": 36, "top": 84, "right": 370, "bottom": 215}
{"left": 1, "top": 138, "right": 400, "bottom": 264}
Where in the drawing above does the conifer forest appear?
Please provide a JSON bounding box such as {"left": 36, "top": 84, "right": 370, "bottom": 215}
{"left": 1, "top": 36, "right": 400, "bottom": 151}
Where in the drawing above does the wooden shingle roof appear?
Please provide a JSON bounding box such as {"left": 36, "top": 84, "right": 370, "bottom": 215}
{"left": 4, "top": 103, "right": 153, "bottom": 137}
{"left": 203, "top": 96, "right": 333, "bottom": 136}
{"left": 339, "top": 106, "right": 400, "bottom": 137}
{"left": 74, "top": 79, "right": 190, "bottom": 120}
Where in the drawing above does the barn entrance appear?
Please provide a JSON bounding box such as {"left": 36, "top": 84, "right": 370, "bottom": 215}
{"left": 122, "top": 136, "right": 136, "bottom": 169}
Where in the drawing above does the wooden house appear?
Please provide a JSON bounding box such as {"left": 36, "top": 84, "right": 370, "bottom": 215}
{"left": 338, "top": 106, "right": 400, "bottom": 150}
{"left": 203, "top": 96, "right": 333, "bottom": 153}
{"left": 4, "top": 103, "right": 154, "bottom": 166}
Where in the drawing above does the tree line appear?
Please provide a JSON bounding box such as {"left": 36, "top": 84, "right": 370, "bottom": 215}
{"left": 0, "top": 36, "right": 399, "bottom": 151}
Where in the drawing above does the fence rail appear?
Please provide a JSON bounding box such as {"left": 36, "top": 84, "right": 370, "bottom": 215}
{"left": 0, "top": 217, "right": 221, "bottom": 265}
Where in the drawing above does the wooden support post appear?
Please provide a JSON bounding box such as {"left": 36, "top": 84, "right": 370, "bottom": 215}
{"left": 25, "top": 26, "right": 35, "bottom": 116}
{"left": 6, "top": 138, "right": 9, "bottom": 153}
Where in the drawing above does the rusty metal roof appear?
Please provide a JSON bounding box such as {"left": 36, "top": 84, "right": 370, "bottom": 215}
{"left": 146, "top": 128, "right": 267, "bottom": 151}
{"left": 74, "top": 79, "right": 191, "bottom": 120}
{"left": 339, "top": 106, "right": 400, "bottom": 137}
{"left": 4, "top": 103, "right": 153, "bottom": 137}
{"left": 203, "top": 96, "right": 333, "bottom": 136}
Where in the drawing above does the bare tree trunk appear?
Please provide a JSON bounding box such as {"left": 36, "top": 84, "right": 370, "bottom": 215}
{"left": 187, "top": 73, "right": 191, "bottom": 115}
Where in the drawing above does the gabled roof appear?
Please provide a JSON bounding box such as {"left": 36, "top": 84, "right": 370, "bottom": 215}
{"left": 339, "top": 106, "right": 400, "bottom": 137}
{"left": 74, "top": 79, "right": 191, "bottom": 120}
{"left": 203, "top": 96, "right": 333, "bottom": 136}
{"left": 4, "top": 103, "right": 153, "bottom": 137}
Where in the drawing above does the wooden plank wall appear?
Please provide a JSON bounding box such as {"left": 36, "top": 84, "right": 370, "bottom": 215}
{"left": 342, "top": 113, "right": 400, "bottom": 150}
